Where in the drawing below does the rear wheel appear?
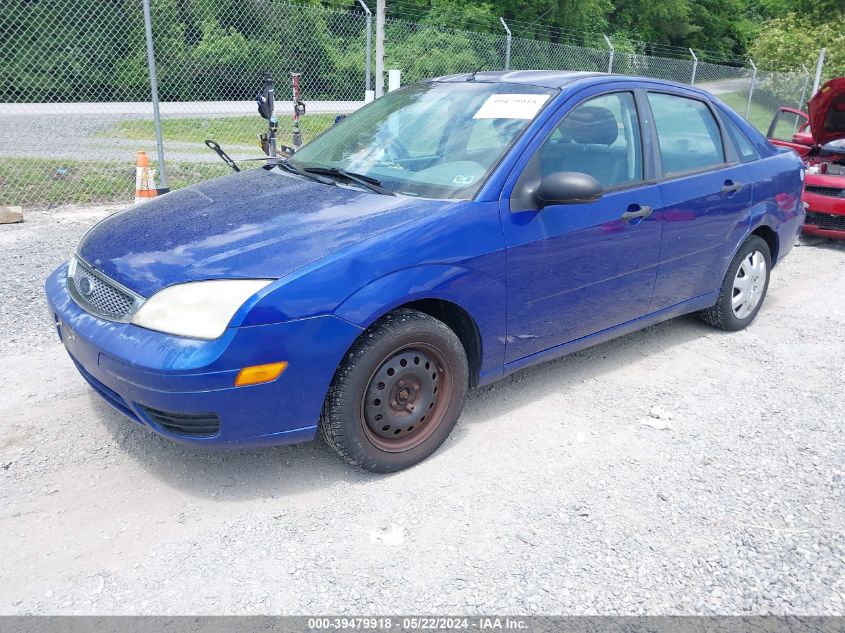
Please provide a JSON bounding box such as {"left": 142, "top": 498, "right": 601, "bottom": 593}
{"left": 699, "top": 235, "right": 771, "bottom": 331}
{"left": 320, "top": 308, "right": 468, "bottom": 472}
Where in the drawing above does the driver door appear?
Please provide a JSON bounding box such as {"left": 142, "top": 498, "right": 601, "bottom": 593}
{"left": 500, "top": 90, "right": 663, "bottom": 364}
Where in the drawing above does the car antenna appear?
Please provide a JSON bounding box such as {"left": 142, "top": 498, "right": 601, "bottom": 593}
{"left": 466, "top": 69, "right": 480, "bottom": 82}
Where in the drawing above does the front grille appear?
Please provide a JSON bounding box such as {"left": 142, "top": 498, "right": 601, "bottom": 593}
{"left": 805, "top": 211, "right": 845, "bottom": 231}
{"left": 68, "top": 257, "right": 142, "bottom": 321}
{"left": 805, "top": 185, "right": 845, "bottom": 198}
{"left": 139, "top": 406, "right": 221, "bottom": 437}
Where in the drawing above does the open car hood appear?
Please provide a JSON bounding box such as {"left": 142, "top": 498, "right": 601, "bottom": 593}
{"left": 808, "top": 77, "right": 845, "bottom": 147}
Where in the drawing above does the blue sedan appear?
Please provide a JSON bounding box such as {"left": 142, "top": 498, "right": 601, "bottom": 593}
{"left": 45, "top": 71, "right": 804, "bottom": 472}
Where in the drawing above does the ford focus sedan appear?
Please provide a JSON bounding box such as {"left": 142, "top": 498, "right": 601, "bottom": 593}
{"left": 46, "top": 71, "right": 804, "bottom": 472}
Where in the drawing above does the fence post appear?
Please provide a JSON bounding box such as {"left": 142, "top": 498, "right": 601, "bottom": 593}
{"left": 357, "top": 0, "right": 372, "bottom": 94}
{"left": 141, "top": 0, "right": 168, "bottom": 190}
{"left": 375, "top": 0, "right": 385, "bottom": 97}
{"left": 500, "top": 17, "right": 511, "bottom": 71}
{"left": 689, "top": 48, "right": 698, "bottom": 85}
{"left": 812, "top": 48, "right": 826, "bottom": 95}
{"left": 603, "top": 34, "right": 614, "bottom": 74}
{"left": 745, "top": 59, "right": 757, "bottom": 120}
{"left": 798, "top": 64, "right": 810, "bottom": 109}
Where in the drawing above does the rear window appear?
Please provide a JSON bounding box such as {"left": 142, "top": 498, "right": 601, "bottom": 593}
{"left": 648, "top": 92, "right": 725, "bottom": 175}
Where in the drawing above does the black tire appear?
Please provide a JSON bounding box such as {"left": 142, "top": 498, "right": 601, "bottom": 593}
{"left": 320, "top": 308, "right": 469, "bottom": 473}
{"left": 699, "top": 235, "right": 772, "bottom": 331}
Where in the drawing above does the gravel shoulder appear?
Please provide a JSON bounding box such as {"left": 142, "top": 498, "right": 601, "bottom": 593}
{"left": 1, "top": 207, "right": 843, "bottom": 615}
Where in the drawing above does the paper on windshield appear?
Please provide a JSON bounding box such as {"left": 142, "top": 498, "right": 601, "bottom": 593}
{"left": 473, "top": 94, "right": 550, "bottom": 120}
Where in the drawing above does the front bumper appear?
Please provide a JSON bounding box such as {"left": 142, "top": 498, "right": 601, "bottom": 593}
{"left": 802, "top": 190, "right": 845, "bottom": 240}
{"left": 45, "top": 263, "right": 362, "bottom": 447}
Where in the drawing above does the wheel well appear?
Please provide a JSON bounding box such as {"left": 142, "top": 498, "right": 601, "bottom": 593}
{"left": 400, "top": 299, "right": 482, "bottom": 387}
{"left": 751, "top": 225, "right": 779, "bottom": 264}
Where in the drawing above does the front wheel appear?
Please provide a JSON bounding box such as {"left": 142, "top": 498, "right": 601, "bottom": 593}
{"left": 699, "top": 235, "right": 772, "bottom": 331}
{"left": 320, "top": 309, "right": 469, "bottom": 472}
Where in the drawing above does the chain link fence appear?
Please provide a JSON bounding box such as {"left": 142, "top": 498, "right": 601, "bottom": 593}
{"left": 0, "top": 0, "right": 814, "bottom": 208}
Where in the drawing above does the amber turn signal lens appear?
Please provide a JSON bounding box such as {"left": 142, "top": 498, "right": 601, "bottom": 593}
{"left": 234, "top": 361, "right": 288, "bottom": 387}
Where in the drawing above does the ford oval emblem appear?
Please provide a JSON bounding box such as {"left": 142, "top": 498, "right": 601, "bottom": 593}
{"left": 78, "top": 276, "right": 94, "bottom": 297}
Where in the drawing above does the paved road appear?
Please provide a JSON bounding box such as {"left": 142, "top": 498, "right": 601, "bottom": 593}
{"left": 0, "top": 206, "right": 843, "bottom": 615}
{"left": 0, "top": 100, "right": 365, "bottom": 118}
{"left": 0, "top": 101, "right": 362, "bottom": 164}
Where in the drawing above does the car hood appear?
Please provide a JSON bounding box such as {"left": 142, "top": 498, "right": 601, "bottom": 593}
{"left": 808, "top": 77, "right": 845, "bottom": 147}
{"left": 78, "top": 167, "right": 455, "bottom": 297}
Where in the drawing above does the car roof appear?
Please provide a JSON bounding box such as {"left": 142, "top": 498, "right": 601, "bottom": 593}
{"left": 432, "top": 70, "right": 606, "bottom": 89}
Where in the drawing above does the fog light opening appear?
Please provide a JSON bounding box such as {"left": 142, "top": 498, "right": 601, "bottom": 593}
{"left": 234, "top": 361, "right": 288, "bottom": 387}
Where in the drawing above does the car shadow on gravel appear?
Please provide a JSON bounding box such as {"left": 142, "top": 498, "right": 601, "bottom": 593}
{"left": 446, "top": 314, "right": 714, "bottom": 453}
{"left": 796, "top": 235, "right": 845, "bottom": 252}
{"left": 90, "top": 396, "right": 376, "bottom": 498}
{"left": 90, "top": 313, "right": 712, "bottom": 499}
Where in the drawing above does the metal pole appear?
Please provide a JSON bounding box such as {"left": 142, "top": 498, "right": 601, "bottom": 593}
{"left": 798, "top": 64, "right": 810, "bottom": 109}
{"left": 142, "top": 0, "right": 168, "bottom": 189}
{"left": 689, "top": 48, "right": 698, "bottom": 85}
{"left": 357, "top": 0, "right": 372, "bottom": 93}
{"left": 375, "top": 0, "right": 385, "bottom": 97}
{"left": 500, "top": 17, "right": 511, "bottom": 71}
{"left": 794, "top": 64, "right": 810, "bottom": 134}
{"left": 812, "top": 48, "right": 826, "bottom": 95}
{"left": 603, "top": 34, "right": 614, "bottom": 74}
{"left": 745, "top": 59, "right": 757, "bottom": 120}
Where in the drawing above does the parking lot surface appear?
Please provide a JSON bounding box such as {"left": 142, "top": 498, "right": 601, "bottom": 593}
{"left": 1, "top": 206, "right": 843, "bottom": 615}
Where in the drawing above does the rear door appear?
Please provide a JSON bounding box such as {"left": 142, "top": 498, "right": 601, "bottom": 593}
{"left": 645, "top": 91, "right": 755, "bottom": 311}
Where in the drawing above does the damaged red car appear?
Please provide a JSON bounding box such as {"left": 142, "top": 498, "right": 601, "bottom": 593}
{"left": 767, "top": 77, "right": 845, "bottom": 239}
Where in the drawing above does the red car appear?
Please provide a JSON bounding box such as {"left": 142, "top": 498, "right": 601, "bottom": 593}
{"left": 767, "top": 77, "right": 845, "bottom": 239}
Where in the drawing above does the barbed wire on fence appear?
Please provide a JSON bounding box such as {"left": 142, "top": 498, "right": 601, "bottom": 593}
{"left": 0, "top": 0, "right": 812, "bottom": 207}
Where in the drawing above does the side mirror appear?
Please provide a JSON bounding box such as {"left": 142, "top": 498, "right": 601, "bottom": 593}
{"left": 535, "top": 171, "right": 603, "bottom": 207}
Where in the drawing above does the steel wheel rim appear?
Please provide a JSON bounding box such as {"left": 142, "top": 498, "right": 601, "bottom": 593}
{"left": 732, "top": 250, "right": 767, "bottom": 320}
{"left": 360, "top": 343, "right": 453, "bottom": 453}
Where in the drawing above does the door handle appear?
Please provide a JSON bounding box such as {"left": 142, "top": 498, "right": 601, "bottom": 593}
{"left": 721, "top": 180, "right": 743, "bottom": 194}
{"left": 621, "top": 205, "right": 653, "bottom": 221}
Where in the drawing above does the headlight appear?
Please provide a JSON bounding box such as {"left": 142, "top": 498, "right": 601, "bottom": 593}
{"left": 131, "top": 279, "right": 273, "bottom": 339}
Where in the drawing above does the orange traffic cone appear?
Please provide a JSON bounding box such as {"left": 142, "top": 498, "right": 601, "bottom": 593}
{"left": 134, "top": 150, "right": 158, "bottom": 204}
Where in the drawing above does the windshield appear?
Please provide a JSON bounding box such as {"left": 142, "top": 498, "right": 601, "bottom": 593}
{"left": 288, "top": 81, "right": 557, "bottom": 199}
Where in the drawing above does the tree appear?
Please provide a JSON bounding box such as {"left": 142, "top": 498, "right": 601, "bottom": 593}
{"left": 748, "top": 13, "right": 845, "bottom": 78}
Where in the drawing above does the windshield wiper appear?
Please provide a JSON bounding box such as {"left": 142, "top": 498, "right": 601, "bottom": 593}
{"left": 277, "top": 159, "right": 335, "bottom": 185}
{"left": 300, "top": 166, "right": 396, "bottom": 196}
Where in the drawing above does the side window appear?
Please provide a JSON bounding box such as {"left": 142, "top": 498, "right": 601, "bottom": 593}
{"left": 647, "top": 93, "right": 725, "bottom": 175}
{"left": 537, "top": 92, "right": 643, "bottom": 189}
{"left": 719, "top": 111, "right": 760, "bottom": 163}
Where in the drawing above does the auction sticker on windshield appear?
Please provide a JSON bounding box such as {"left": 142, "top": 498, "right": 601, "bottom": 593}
{"left": 473, "top": 93, "right": 550, "bottom": 119}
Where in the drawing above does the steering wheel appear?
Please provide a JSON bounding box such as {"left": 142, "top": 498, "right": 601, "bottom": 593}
{"left": 383, "top": 136, "right": 411, "bottom": 162}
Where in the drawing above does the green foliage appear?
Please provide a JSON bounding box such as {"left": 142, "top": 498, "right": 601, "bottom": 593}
{"left": 103, "top": 113, "right": 338, "bottom": 145}
{"left": 0, "top": 157, "right": 230, "bottom": 206}
{"left": 1, "top": 0, "right": 834, "bottom": 105}
{"left": 748, "top": 13, "right": 845, "bottom": 78}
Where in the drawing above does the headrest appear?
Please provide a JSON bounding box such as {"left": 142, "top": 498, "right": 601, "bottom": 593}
{"left": 561, "top": 106, "right": 619, "bottom": 145}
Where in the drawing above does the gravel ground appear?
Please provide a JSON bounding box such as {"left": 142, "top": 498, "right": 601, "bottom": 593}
{"left": 1, "top": 206, "right": 844, "bottom": 615}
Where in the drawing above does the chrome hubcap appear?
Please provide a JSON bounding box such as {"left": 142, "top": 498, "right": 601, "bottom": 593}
{"left": 732, "top": 250, "right": 767, "bottom": 320}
